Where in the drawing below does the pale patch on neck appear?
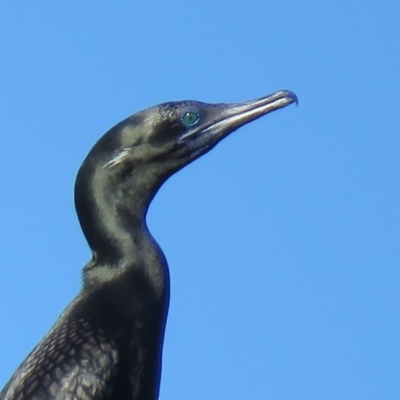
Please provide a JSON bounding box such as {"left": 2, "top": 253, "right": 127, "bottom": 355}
{"left": 102, "top": 148, "right": 132, "bottom": 169}
{"left": 84, "top": 263, "right": 128, "bottom": 289}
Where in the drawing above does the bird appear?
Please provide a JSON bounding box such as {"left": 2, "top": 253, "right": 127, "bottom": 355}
{"left": 0, "top": 90, "right": 297, "bottom": 400}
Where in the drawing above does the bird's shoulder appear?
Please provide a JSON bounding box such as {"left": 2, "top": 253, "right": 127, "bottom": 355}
{"left": 1, "top": 298, "right": 119, "bottom": 400}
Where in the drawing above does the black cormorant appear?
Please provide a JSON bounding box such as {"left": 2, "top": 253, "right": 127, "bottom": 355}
{"left": 0, "top": 90, "right": 297, "bottom": 400}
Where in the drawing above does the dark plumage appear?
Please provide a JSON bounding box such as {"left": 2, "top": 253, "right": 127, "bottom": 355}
{"left": 0, "top": 90, "right": 297, "bottom": 400}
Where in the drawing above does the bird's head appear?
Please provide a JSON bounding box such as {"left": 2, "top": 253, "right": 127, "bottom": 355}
{"left": 84, "top": 90, "right": 297, "bottom": 190}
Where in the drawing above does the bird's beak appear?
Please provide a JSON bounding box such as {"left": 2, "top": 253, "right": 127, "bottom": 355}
{"left": 178, "top": 90, "right": 298, "bottom": 151}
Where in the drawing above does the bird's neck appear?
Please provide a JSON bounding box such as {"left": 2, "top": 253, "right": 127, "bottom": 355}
{"left": 75, "top": 167, "right": 169, "bottom": 297}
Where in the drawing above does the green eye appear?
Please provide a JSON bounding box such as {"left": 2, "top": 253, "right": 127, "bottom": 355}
{"left": 181, "top": 111, "right": 200, "bottom": 127}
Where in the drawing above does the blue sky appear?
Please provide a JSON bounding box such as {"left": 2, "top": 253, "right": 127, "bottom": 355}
{"left": 1, "top": 2, "right": 399, "bottom": 399}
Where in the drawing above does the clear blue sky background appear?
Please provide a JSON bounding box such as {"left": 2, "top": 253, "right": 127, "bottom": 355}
{"left": 0, "top": 2, "right": 399, "bottom": 399}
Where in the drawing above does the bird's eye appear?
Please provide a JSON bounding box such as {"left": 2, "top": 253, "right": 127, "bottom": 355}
{"left": 181, "top": 111, "right": 200, "bottom": 127}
